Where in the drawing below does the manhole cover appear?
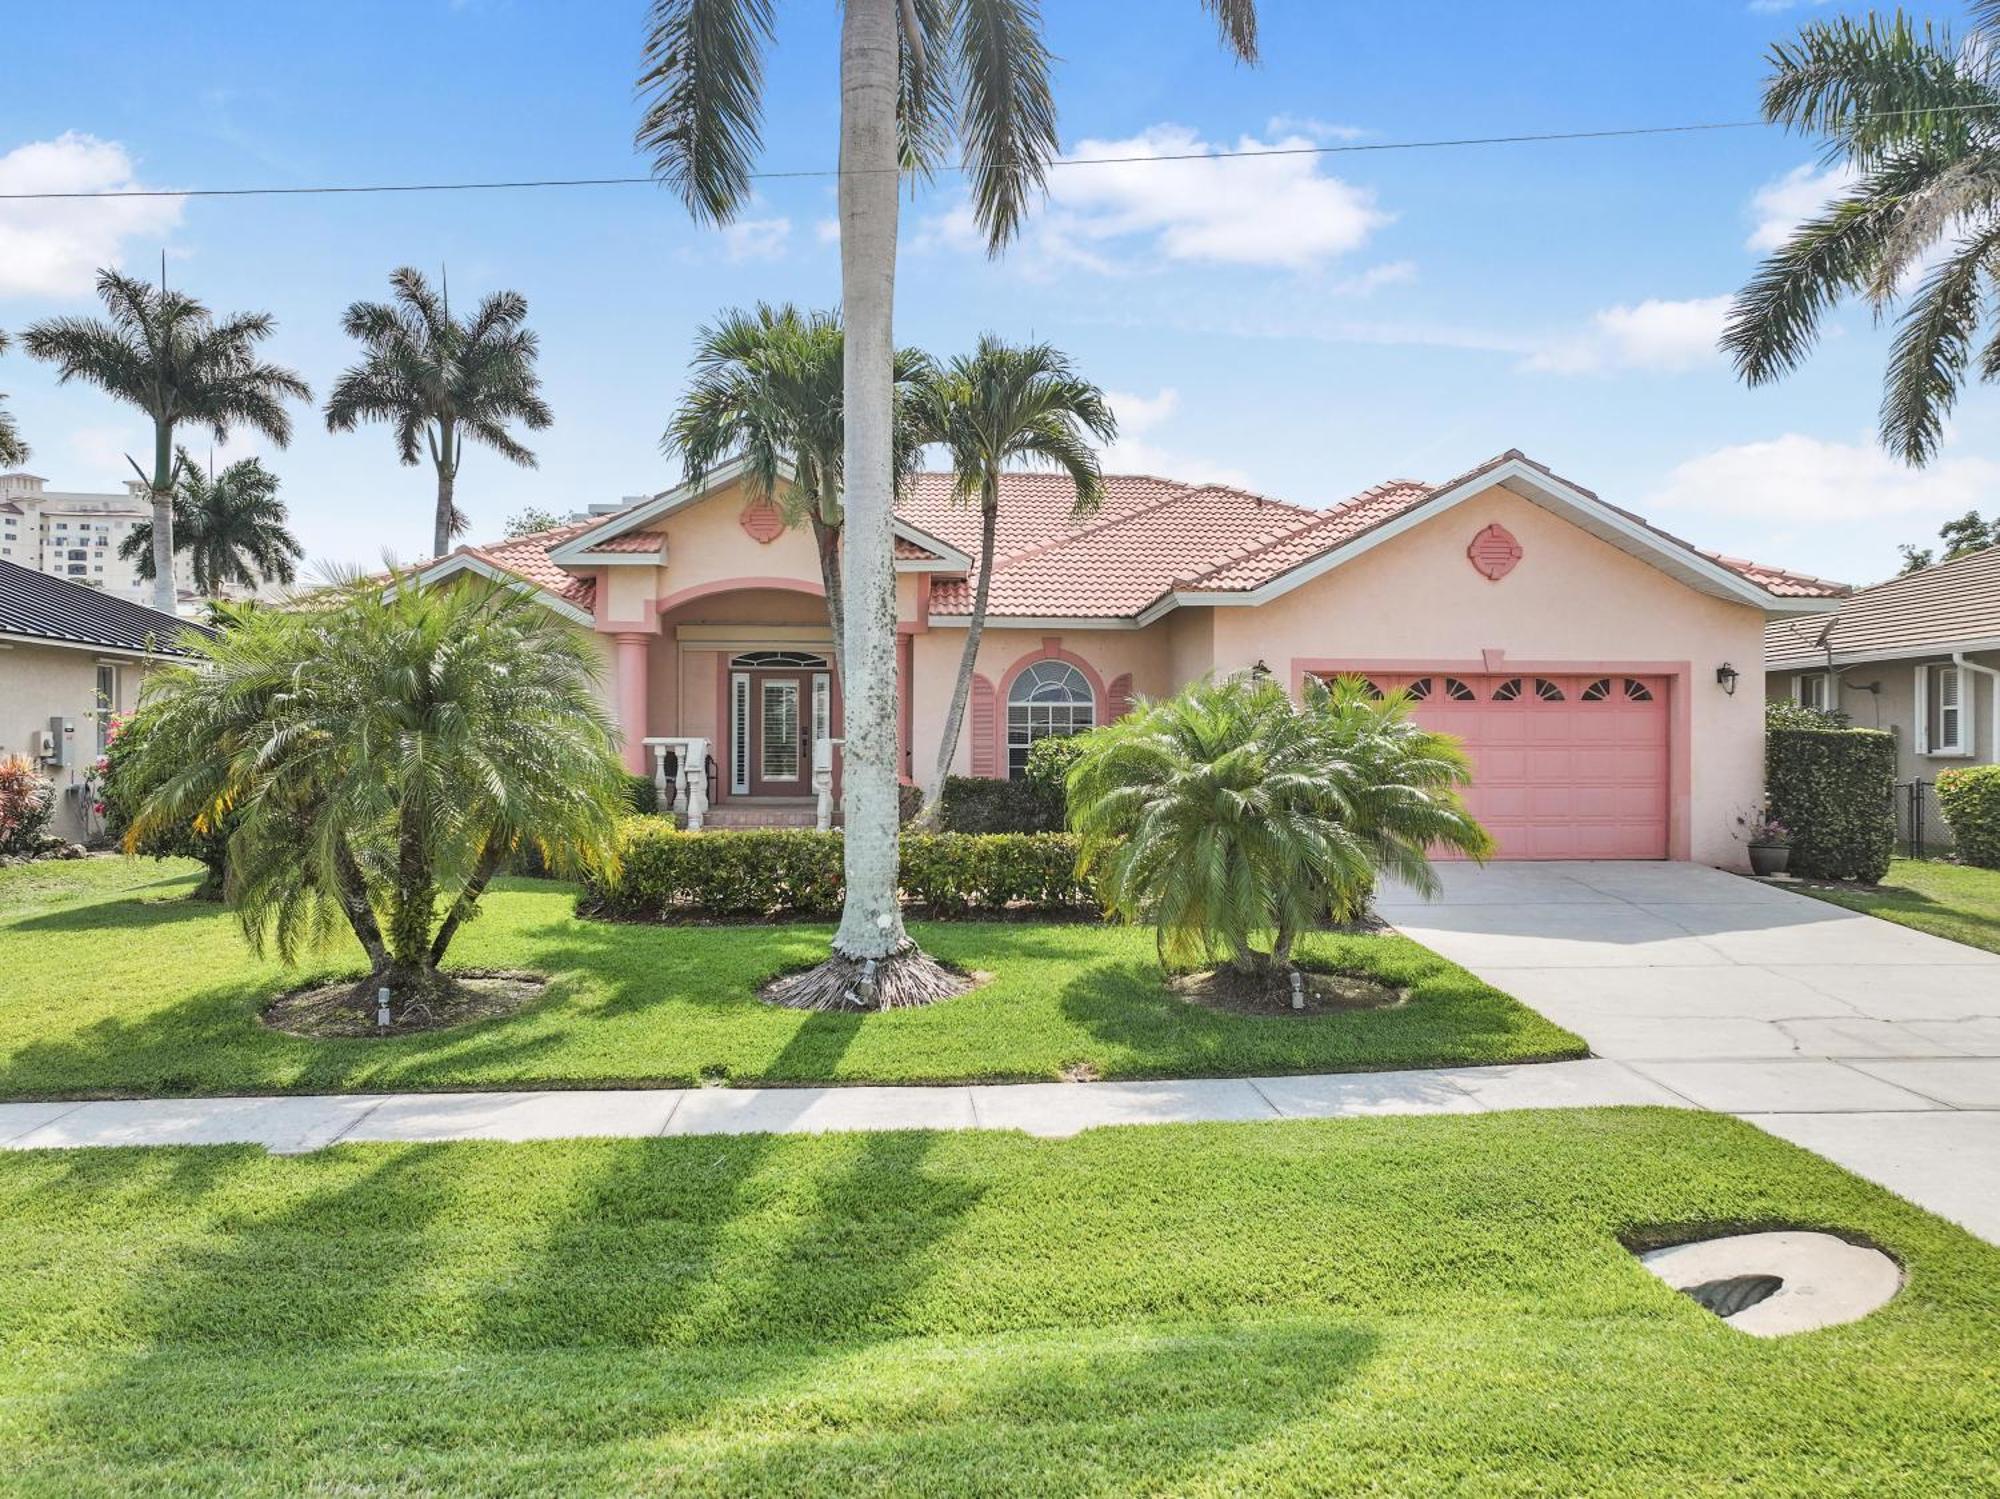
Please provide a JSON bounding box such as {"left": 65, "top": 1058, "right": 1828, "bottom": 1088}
{"left": 1636, "top": 1231, "right": 1901, "bottom": 1337}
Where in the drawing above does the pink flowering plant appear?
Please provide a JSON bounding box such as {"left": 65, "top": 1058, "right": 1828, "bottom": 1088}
{"left": 1736, "top": 805, "right": 1791, "bottom": 846}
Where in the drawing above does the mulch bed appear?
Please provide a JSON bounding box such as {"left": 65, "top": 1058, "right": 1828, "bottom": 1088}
{"left": 262, "top": 970, "right": 549, "bottom": 1038}
{"left": 1171, "top": 966, "right": 1407, "bottom": 1018}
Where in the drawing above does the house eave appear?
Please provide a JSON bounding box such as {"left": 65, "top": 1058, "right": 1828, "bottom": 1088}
{"left": 1767, "top": 633, "right": 2000, "bottom": 672}
{"left": 410, "top": 554, "right": 594, "bottom": 626}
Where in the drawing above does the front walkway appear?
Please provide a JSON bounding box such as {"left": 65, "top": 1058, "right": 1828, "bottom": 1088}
{"left": 1380, "top": 861, "right": 2000, "bottom": 1244}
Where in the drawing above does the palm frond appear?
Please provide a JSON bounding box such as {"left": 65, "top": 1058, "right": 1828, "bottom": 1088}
{"left": 635, "top": 0, "right": 777, "bottom": 224}
{"left": 1200, "top": 0, "right": 1259, "bottom": 63}
{"left": 953, "top": 0, "right": 1061, "bottom": 253}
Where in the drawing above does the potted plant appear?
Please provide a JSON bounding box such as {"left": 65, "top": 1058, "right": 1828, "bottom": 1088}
{"left": 1738, "top": 807, "right": 1792, "bottom": 876}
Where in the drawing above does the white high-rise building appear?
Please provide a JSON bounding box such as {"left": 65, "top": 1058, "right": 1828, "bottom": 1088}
{"left": 0, "top": 472, "right": 192, "bottom": 608}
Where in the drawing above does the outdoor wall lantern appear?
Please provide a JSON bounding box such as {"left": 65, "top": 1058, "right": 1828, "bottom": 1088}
{"left": 1715, "top": 663, "right": 1739, "bottom": 696}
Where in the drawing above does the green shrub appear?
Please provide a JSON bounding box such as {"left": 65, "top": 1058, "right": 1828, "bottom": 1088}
{"left": 587, "top": 817, "right": 1087, "bottom": 919}
{"left": 1023, "top": 733, "right": 1089, "bottom": 791}
{"left": 1765, "top": 726, "right": 1896, "bottom": 882}
{"left": 937, "top": 774, "right": 1064, "bottom": 833}
{"left": 1766, "top": 698, "right": 1847, "bottom": 731}
{"left": 1936, "top": 764, "right": 2000, "bottom": 869}
{"left": 624, "top": 772, "right": 659, "bottom": 816}
{"left": 98, "top": 709, "right": 230, "bottom": 899}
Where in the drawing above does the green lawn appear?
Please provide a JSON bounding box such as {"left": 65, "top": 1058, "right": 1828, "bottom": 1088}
{"left": 0, "top": 1110, "right": 1993, "bottom": 1495}
{"left": 1790, "top": 856, "right": 2000, "bottom": 954}
{"left": 0, "top": 858, "right": 1581, "bottom": 1099}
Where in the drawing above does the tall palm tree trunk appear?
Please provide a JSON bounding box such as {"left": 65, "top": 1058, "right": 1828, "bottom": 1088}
{"left": 928, "top": 481, "right": 999, "bottom": 804}
{"left": 810, "top": 510, "right": 846, "bottom": 680}
{"left": 832, "top": 0, "right": 907, "bottom": 962}
{"left": 432, "top": 416, "right": 458, "bottom": 558}
{"left": 148, "top": 419, "right": 177, "bottom": 615}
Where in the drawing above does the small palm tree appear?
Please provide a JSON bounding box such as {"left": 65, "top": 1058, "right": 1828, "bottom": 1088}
{"left": 639, "top": 0, "right": 1260, "bottom": 996}
{"left": 1068, "top": 674, "right": 1489, "bottom": 982}
{"left": 325, "top": 268, "right": 554, "bottom": 560}
{"left": 23, "top": 270, "right": 310, "bottom": 615}
{"left": 0, "top": 331, "right": 27, "bottom": 468}
{"left": 119, "top": 449, "right": 303, "bottom": 600}
{"left": 128, "top": 575, "right": 628, "bottom": 1002}
{"left": 1725, "top": 7, "right": 2000, "bottom": 462}
{"left": 666, "top": 303, "right": 933, "bottom": 674}
{"left": 916, "top": 335, "right": 1116, "bottom": 805}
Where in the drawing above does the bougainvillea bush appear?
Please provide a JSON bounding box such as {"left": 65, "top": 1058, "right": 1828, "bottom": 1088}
{"left": 0, "top": 757, "right": 56, "bottom": 859}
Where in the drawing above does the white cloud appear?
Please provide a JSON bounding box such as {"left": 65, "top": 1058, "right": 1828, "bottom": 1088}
{"left": 720, "top": 214, "right": 791, "bottom": 262}
{"left": 1097, "top": 387, "right": 1253, "bottom": 487}
{"left": 1746, "top": 161, "right": 1855, "bottom": 252}
{"left": 1329, "top": 260, "right": 1416, "bottom": 296}
{"left": 1524, "top": 295, "right": 1732, "bottom": 375}
{"left": 1646, "top": 433, "right": 2000, "bottom": 522}
{"left": 0, "top": 133, "right": 184, "bottom": 297}
{"left": 925, "top": 123, "right": 1390, "bottom": 272}
{"left": 1264, "top": 115, "right": 1370, "bottom": 143}
{"left": 815, "top": 217, "right": 840, "bottom": 245}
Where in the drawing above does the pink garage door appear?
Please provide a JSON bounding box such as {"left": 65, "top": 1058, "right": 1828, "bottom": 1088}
{"left": 1360, "top": 672, "right": 1669, "bottom": 860}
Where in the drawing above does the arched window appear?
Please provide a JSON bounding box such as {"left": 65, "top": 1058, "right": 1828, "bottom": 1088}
{"left": 1007, "top": 660, "right": 1095, "bottom": 778}
{"left": 1406, "top": 677, "right": 1434, "bottom": 701}
{"left": 1623, "top": 678, "right": 1654, "bottom": 702}
{"left": 1442, "top": 677, "right": 1476, "bottom": 702}
{"left": 1582, "top": 677, "right": 1613, "bottom": 702}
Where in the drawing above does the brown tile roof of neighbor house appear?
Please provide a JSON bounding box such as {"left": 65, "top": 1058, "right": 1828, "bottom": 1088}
{"left": 0, "top": 557, "right": 205, "bottom": 654}
{"left": 1765, "top": 543, "right": 2000, "bottom": 670}
{"left": 447, "top": 457, "right": 1843, "bottom": 625}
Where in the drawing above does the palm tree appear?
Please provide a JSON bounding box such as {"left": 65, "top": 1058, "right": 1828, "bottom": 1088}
{"left": 664, "top": 302, "right": 933, "bottom": 677}
{"left": 917, "top": 335, "right": 1116, "bottom": 807}
{"left": 1068, "top": 674, "right": 1490, "bottom": 984}
{"left": 1724, "top": 7, "right": 2000, "bottom": 462}
{"left": 118, "top": 448, "right": 303, "bottom": 600}
{"left": 637, "top": 0, "right": 1260, "bottom": 1006}
{"left": 325, "top": 267, "right": 554, "bottom": 560}
{"left": 0, "top": 331, "right": 27, "bottom": 468}
{"left": 128, "top": 574, "right": 627, "bottom": 1004}
{"left": 23, "top": 270, "right": 310, "bottom": 615}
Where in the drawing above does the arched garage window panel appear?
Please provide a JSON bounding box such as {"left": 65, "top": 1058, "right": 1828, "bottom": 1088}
{"left": 1007, "top": 660, "right": 1095, "bottom": 779}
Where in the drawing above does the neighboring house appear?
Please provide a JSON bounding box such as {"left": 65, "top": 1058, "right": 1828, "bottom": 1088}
{"left": 1765, "top": 543, "right": 2000, "bottom": 846}
{"left": 418, "top": 449, "right": 1841, "bottom": 867}
{"left": 0, "top": 558, "right": 201, "bottom": 842}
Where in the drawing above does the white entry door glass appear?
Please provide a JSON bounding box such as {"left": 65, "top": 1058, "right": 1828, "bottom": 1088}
{"left": 761, "top": 679, "right": 801, "bottom": 781}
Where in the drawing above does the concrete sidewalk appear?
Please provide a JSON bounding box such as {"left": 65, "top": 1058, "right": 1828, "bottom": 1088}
{"left": 0, "top": 1058, "right": 1689, "bottom": 1155}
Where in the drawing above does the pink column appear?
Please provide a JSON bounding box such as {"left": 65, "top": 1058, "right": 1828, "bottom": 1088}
{"left": 613, "top": 632, "right": 650, "bottom": 773}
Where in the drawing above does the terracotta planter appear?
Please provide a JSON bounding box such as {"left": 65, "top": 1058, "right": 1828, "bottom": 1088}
{"left": 1748, "top": 842, "right": 1791, "bottom": 877}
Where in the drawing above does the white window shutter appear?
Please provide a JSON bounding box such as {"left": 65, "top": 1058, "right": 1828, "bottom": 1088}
{"left": 1913, "top": 665, "right": 1929, "bottom": 755}
{"left": 1938, "top": 667, "right": 1964, "bottom": 754}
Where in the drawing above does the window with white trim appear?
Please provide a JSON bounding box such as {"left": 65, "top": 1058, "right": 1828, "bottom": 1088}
{"left": 1793, "top": 672, "right": 1831, "bottom": 711}
{"left": 1006, "top": 660, "right": 1095, "bottom": 779}
{"left": 94, "top": 664, "right": 118, "bottom": 754}
{"left": 1914, "top": 663, "right": 1969, "bottom": 756}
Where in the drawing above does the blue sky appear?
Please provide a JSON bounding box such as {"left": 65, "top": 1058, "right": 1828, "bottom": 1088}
{"left": 2, "top": 0, "right": 1996, "bottom": 586}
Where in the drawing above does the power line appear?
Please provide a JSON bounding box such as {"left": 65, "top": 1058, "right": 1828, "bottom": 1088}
{"left": 4, "top": 102, "right": 1998, "bottom": 202}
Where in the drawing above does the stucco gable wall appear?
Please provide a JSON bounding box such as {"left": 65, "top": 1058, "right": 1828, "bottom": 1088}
{"left": 1201, "top": 485, "right": 1771, "bottom": 867}
{"left": 592, "top": 476, "right": 827, "bottom": 628}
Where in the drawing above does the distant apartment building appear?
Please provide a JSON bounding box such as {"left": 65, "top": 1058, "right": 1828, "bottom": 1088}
{"left": 0, "top": 471, "right": 190, "bottom": 608}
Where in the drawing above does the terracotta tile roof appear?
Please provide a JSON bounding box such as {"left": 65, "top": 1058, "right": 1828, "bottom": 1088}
{"left": 1765, "top": 543, "right": 2000, "bottom": 670}
{"left": 572, "top": 529, "right": 666, "bottom": 555}
{"left": 450, "top": 457, "right": 1835, "bottom": 625}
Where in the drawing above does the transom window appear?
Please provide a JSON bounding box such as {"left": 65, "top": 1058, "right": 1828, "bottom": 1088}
{"left": 1404, "top": 676, "right": 1476, "bottom": 702}
{"left": 1006, "top": 660, "right": 1095, "bottom": 779}
{"left": 1582, "top": 676, "right": 1655, "bottom": 703}
{"left": 730, "top": 650, "right": 829, "bottom": 670}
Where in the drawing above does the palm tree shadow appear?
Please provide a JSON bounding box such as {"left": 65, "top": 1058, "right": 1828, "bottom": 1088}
{"left": 29, "top": 1132, "right": 1381, "bottom": 1490}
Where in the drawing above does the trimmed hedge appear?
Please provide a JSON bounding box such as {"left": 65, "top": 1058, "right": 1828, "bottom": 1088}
{"left": 1936, "top": 764, "right": 2000, "bottom": 869}
{"left": 586, "top": 817, "right": 1089, "bottom": 919}
{"left": 1766, "top": 726, "right": 1896, "bottom": 883}
{"left": 937, "top": 775, "right": 1065, "bottom": 834}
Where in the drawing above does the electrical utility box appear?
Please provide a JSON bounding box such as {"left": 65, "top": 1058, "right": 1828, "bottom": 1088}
{"left": 41, "top": 716, "right": 74, "bottom": 769}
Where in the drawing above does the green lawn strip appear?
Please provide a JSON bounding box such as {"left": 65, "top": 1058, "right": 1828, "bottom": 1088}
{"left": 0, "top": 858, "right": 1581, "bottom": 1099}
{"left": 1786, "top": 857, "right": 2000, "bottom": 955}
{"left": 0, "top": 1111, "right": 1992, "bottom": 1495}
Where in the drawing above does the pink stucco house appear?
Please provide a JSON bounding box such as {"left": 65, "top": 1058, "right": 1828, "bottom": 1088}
{"left": 416, "top": 449, "right": 1844, "bottom": 867}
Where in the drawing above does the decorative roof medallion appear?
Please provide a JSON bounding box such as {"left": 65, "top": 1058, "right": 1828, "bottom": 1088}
{"left": 740, "top": 498, "right": 785, "bottom": 544}
{"left": 1467, "top": 522, "right": 1523, "bottom": 581}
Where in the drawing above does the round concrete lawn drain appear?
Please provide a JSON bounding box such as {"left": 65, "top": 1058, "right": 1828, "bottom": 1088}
{"left": 1636, "top": 1232, "right": 1902, "bottom": 1337}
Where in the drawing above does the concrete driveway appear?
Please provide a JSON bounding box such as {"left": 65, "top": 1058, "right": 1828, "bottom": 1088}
{"left": 1380, "top": 862, "right": 2000, "bottom": 1242}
